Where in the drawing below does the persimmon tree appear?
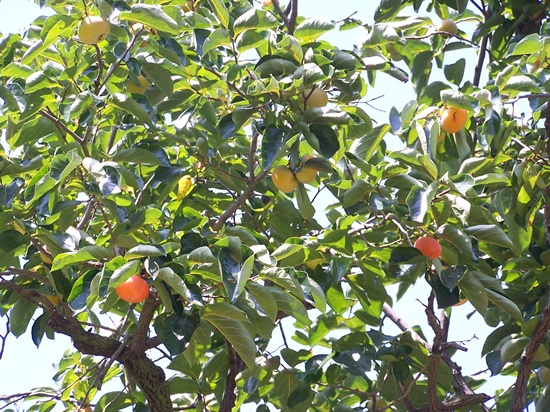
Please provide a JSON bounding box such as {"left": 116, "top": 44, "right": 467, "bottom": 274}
{"left": 1, "top": 0, "right": 550, "bottom": 411}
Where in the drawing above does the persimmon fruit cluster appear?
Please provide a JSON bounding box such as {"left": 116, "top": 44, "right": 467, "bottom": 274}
{"left": 116, "top": 275, "right": 150, "bottom": 303}
{"left": 78, "top": 15, "right": 110, "bottom": 45}
{"left": 440, "top": 107, "right": 468, "bottom": 134}
{"left": 414, "top": 236, "right": 442, "bottom": 259}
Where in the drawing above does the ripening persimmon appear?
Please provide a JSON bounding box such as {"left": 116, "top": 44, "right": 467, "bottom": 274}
{"left": 78, "top": 15, "right": 110, "bottom": 45}
{"left": 414, "top": 236, "right": 442, "bottom": 259}
{"left": 302, "top": 88, "right": 328, "bottom": 108}
{"left": 295, "top": 155, "right": 317, "bottom": 183}
{"left": 126, "top": 75, "right": 151, "bottom": 94}
{"left": 116, "top": 275, "right": 150, "bottom": 303}
{"left": 272, "top": 166, "right": 298, "bottom": 193}
{"left": 440, "top": 107, "right": 468, "bottom": 134}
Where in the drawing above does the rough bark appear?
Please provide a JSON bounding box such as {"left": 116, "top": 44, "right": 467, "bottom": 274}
{"left": 45, "top": 301, "right": 172, "bottom": 411}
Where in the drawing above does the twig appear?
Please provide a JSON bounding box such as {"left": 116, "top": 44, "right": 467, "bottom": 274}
{"left": 211, "top": 167, "right": 270, "bottom": 231}
{"left": 0, "top": 316, "right": 9, "bottom": 359}
{"left": 381, "top": 302, "right": 432, "bottom": 351}
{"left": 271, "top": 0, "right": 290, "bottom": 29}
{"left": 473, "top": 35, "right": 489, "bottom": 87}
{"left": 77, "top": 199, "right": 97, "bottom": 230}
{"left": 39, "top": 109, "right": 89, "bottom": 156}
{"left": 97, "top": 26, "right": 144, "bottom": 94}
{"left": 406, "top": 31, "right": 478, "bottom": 47}
{"left": 107, "top": 124, "right": 119, "bottom": 153}
{"left": 288, "top": 0, "right": 298, "bottom": 35}
{"left": 4, "top": 267, "right": 49, "bottom": 284}
{"left": 93, "top": 43, "right": 104, "bottom": 93}
{"left": 279, "top": 321, "right": 289, "bottom": 348}
{"left": 97, "top": 202, "right": 118, "bottom": 255}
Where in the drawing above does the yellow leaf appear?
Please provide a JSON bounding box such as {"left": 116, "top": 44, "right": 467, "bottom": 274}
{"left": 177, "top": 175, "right": 193, "bottom": 200}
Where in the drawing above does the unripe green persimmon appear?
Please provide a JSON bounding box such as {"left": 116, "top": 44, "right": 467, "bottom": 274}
{"left": 437, "top": 19, "right": 458, "bottom": 36}
{"left": 302, "top": 88, "right": 328, "bottom": 108}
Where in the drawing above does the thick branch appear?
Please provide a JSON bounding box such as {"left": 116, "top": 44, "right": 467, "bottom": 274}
{"left": 473, "top": 35, "right": 489, "bottom": 87}
{"left": 220, "top": 340, "right": 245, "bottom": 412}
{"left": 130, "top": 293, "right": 160, "bottom": 353}
{"left": 425, "top": 293, "right": 442, "bottom": 412}
{"left": 47, "top": 312, "right": 172, "bottom": 411}
{"left": 545, "top": 100, "right": 550, "bottom": 246}
{"left": 382, "top": 301, "right": 490, "bottom": 411}
{"left": 512, "top": 296, "right": 550, "bottom": 409}
{"left": 382, "top": 302, "right": 432, "bottom": 350}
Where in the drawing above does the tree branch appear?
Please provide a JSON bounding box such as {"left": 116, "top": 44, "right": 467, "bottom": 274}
{"left": 220, "top": 339, "right": 245, "bottom": 412}
{"left": 473, "top": 35, "right": 489, "bottom": 87}
{"left": 512, "top": 100, "right": 550, "bottom": 409}
{"left": 211, "top": 168, "right": 270, "bottom": 231}
{"left": 130, "top": 293, "right": 160, "bottom": 353}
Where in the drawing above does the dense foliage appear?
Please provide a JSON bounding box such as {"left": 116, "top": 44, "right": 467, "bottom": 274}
{"left": 1, "top": 0, "right": 550, "bottom": 411}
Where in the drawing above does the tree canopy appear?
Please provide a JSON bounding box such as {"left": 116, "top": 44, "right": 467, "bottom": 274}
{"left": 1, "top": 0, "right": 550, "bottom": 411}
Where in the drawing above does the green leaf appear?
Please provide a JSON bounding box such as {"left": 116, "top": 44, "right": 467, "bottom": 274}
{"left": 348, "top": 124, "right": 390, "bottom": 162}
{"left": 342, "top": 179, "right": 369, "bottom": 207}
{"left": 406, "top": 185, "right": 428, "bottom": 223}
{"left": 464, "top": 224, "right": 515, "bottom": 249}
{"left": 303, "top": 108, "right": 351, "bottom": 125}
{"left": 9, "top": 298, "right": 37, "bottom": 337}
{"left": 442, "top": 225, "right": 473, "bottom": 257}
{"left": 508, "top": 33, "right": 542, "bottom": 56}
{"left": 207, "top": 0, "right": 230, "bottom": 29}
{"left": 247, "top": 282, "right": 278, "bottom": 321}
{"left": 296, "top": 184, "right": 315, "bottom": 220}
{"left": 202, "top": 303, "right": 257, "bottom": 369}
{"left": 154, "top": 312, "right": 200, "bottom": 356}
{"left": 119, "top": 4, "right": 179, "bottom": 34}
{"left": 458, "top": 272, "right": 489, "bottom": 316}
{"left": 255, "top": 58, "right": 297, "bottom": 78}
{"left": 125, "top": 245, "right": 166, "bottom": 260}
{"left": 232, "top": 254, "right": 254, "bottom": 303}
{"left": 294, "top": 17, "right": 335, "bottom": 42}
{"left": 112, "top": 148, "right": 166, "bottom": 165}
{"left": 108, "top": 260, "right": 141, "bottom": 289}
{"left": 444, "top": 58, "right": 465, "bottom": 86}
{"left": 269, "top": 287, "right": 311, "bottom": 325}
{"left": 110, "top": 93, "right": 154, "bottom": 127}
{"left": 440, "top": 89, "right": 473, "bottom": 110}
{"left": 503, "top": 75, "right": 541, "bottom": 93}
{"left": 233, "top": 9, "right": 279, "bottom": 35}
{"left": 308, "top": 124, "right": 340, "bottom": 159}
{"left": 361, "top": 23, "right": 400, "bottom": 46}
{"left": 142, "top": 62, "right": 174, "bottom": 97}
{"left": 52, "top": 246, "right": 115, "bottom": 271}
{"left": 273, "top": 372, "right": 314, "bottom": 412}
{"left": 486, "top": 289, "right": 524, "bottom": 323}
{"left": 287, "top": 383, "right": 313, "bottom": 408}
{"left": 536, "top": 387, "right": 550, "bottom": 412}
{"left": 202, "top": 29, "right": 231, "bottom": 56}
